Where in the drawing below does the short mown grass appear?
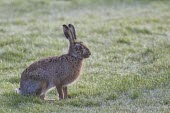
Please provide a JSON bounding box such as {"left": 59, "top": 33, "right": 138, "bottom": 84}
{"left": 0, "top": 0, "right": 170, "bottom": 112}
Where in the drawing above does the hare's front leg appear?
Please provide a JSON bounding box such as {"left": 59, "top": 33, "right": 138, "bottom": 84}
{"left": 56, "top": 86, "right": 64, "bottom": 100}
{"left": 63, "top": 87, "right": 68, "bottom": 99}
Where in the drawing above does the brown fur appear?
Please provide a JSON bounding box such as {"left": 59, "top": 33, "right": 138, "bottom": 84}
{"left": 17, "top": 24, "right": 91, "bottom": 100}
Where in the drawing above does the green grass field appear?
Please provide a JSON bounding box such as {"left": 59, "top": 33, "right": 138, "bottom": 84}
{"left": 0, "top": 0, "right": 170, "bottom": 112}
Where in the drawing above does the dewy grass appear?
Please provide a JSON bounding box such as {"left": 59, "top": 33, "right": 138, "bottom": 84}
{"left": 0, "top": 0, "right": 170, "bottom": 113}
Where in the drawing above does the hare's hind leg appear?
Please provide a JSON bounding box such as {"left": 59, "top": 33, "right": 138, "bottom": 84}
{"left": 20, "top": 79, "right": 48, "bottom": 99}
{"left": 38, "top": 81, "right": 49, "bottom": 100}
{"left": 40, "top": 94, "right": 45, "bottom": 100}
{"left": 20, "top": 79, "right": 39, "bottom": 95}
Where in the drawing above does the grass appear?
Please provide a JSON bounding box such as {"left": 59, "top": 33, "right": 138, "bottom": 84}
{"left": 0, "top": 0, "right": 170, "bottom": 112}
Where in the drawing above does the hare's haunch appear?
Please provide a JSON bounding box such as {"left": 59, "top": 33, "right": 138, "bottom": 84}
{"left": 16, "top": 24, "right": 91, "bottom": 100}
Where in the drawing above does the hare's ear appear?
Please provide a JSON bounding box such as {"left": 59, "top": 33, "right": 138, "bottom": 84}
{"left": 63, "top": 24, "right": 75, "bottom": 46}
{"left": 68, "top": 24, "right": 76, "bottom": 40}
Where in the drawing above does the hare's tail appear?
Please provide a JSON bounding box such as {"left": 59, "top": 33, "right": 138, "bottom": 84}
{"left": 15, "top": 88, "right": 21, "bottom": 94}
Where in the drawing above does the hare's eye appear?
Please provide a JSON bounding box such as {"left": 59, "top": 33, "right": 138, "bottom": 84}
{"left": 77, "top": 51, "right": 81, "bottom": 54}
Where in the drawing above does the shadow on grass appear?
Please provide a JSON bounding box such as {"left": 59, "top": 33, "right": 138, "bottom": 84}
{"left": 52, "top": 91, "right": 102, "bottom": 107}
{"left": 2, "top": 90, "right": 101, "bottom": 108}
{"left": 55, "top": 97, "right": 101, "bottom": 107}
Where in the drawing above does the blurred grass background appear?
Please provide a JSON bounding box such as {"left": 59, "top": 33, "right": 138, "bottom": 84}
{"left": 0, "top": 0, "right": 170, "bottom": 112}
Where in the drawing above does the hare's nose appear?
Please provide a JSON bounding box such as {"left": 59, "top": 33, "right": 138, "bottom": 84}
{"left": 88, "top": 52, "right": 91, "bottom": 56}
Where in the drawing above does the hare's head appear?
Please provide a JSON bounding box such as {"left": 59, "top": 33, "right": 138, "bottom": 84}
{"left": 63, "top": 24, "right": 91, "bottom": 59}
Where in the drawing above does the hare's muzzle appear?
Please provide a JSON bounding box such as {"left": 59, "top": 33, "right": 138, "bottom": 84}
{"left": 88, "top": 52, "right": 91, "bottom": 56}
{"left": 85, "top": 51, "right": 91, "bottom": 58}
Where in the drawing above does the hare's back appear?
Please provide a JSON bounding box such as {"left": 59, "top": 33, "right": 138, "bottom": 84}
{"left": 22, "top": 56, "right": 60, "bottom": 80}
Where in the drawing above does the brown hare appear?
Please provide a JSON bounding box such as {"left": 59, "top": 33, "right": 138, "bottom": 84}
{"left": 16, "top": 24, "right": 91, "bottom": 100}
